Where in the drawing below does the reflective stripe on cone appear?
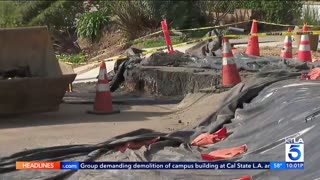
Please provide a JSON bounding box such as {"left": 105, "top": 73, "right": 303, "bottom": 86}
{"left": 97, "top": 84, "right": 110, "bottom": 92}
{"left": 222, "top": 37, "right": 241, "bottom": 86}
{"left": 298, "top": 43, "right": 311, "bottom": 51}
{"left": 87, "top": 61, "right": 120, "bottom": 115}
{"left": 245, "top": 19, "right": 260, "bottom": 56}
{"left": 280, "top": 28, "right": 293, "bottom": 58}
{"left": 297, "top": 25, "right": 312, "bottom": 62}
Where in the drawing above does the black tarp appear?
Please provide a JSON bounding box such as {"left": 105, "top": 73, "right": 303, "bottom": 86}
{"left": 1, "top": 68, "right": 320, "bottom": 179}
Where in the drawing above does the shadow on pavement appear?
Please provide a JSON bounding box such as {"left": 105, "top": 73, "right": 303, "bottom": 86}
{"left": 63, "top": 92, "right": 183, "bottom": 106}
{"left": 0, "top": 104, "right": 173, "bottom": 129}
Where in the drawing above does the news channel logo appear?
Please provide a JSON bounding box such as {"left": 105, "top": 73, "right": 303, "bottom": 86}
{"left": 285, "top": 137, "right": 304, "bottom": 162}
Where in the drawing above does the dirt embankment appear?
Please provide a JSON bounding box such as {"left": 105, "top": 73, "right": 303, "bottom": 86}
{"left": 123, "top": 66, "right": 254, "bottom": 96}
{"left": 78, "top": 29, "right": 127, "bottom": 63}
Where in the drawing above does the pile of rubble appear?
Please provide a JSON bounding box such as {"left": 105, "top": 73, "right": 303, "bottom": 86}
{"left": 107, "top": 49, "right": 286, "bottom": 96}
{"left": 105, "top": 28, "right": 317, "bottom": 96}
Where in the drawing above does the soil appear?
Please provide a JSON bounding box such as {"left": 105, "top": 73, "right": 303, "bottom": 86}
{"left": 52, "top": 30, "right": 81, "bottom": 55}
{"left": 78, "top": 29, "right": 127, "bottom": 64}
{"left": 123, "top": 66, "right": 255, "bottom": 96}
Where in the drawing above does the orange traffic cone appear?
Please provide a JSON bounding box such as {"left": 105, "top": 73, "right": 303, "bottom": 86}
{"left": 245, "top": 19, "right": 260, "bottom": 56}
{"left": 88, "top": 61, "right": 120, "bottom": 115}
{"left": 222, "top": 37, "right": 241, "bottom": 86}
{"left": 297, "top": 25, "right": 312, "bottom": 62}
{"left": 280, "top": 28, "right": 293, "bottom": 58}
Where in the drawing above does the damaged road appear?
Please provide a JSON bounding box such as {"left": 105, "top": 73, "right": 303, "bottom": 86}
{"left": 1, "top": 66, "right": 320, "bottom": 179}
{"left": 2, "top": 27, "right": 320, "bottom": 180}
{"left": 108, "top": 48, "right": 315, "bottom": 96}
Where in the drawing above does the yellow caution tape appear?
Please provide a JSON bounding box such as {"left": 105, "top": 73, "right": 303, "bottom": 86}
{"left": 103, "top": 30, "right": 320, "bottom": 62}
{"left": 66, "top": 28, "right": 320, "bottom": 65}
{"left": 256, "top": 20, "right": 295, "bottom": 27}
{"left": 170, "top": 20, "right": 252, "bottom": 32}
{"left": 257, "top": 20, "right": 320, "bottom": 28}
{"left": 104, "top": 34, "right": 233, "bottom": 61}
{"left": 95, "top": 31, "right": 163, "bottom": 54}
{"left": 101, "top": 20, "right": 252, "bottom": 53}
{"left": 104, "top": 55, "right": 129, "bottom": 62}
{"left": 133, "top": 30, "right": 163, "bottom": 42}
{"left": 250, "top": 31, "right": 320, "bottom": 37}
{"left": 90, "top": 20, "right": 320, "bottom": 56}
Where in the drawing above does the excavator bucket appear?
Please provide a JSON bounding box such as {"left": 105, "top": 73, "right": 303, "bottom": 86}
{"left": 0, "top": 26, "right": 76, "bottom": 115}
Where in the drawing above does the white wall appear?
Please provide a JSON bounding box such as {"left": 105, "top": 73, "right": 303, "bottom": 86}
{"left": 302, "top": 2, "right": 320, "bottom": 21}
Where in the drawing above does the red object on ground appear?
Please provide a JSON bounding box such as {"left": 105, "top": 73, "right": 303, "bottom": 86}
{"left": 301, "top": 67, "right": 320, "bottom": 80}
{"left": 201, "top": 144, "right": 248, "bottom": 161}
{"left": 297, "top": 25, "right": 312, "bottom": 62}
{"left": 231, "top": 47, "right": 238, "bottom": 54}
{"left": 87, "top": 61, "right": 119, "bottom": 115}
{"left": 161, "top": 20, "right": 174, "bottom": 54}
{"left": 308, "top": 68, "right": 320, "bottom": 80}
{"left": 115, "top": 137, "right": 160, "bottom": 153}
{"left": 191, "top": 127, "right": 227, "bottom": 146}
{"left": 300, "top": 73, "right": 310, "bottom": 80}
{"left": 232, "top": 175, "right": 252, "bottom": 180}
{"left": 245, "top": 19, "right": 260, "bottom": 56}
{"left": 280, "top": 28, "right": 293, "bottom": 58}
{"left": 222, "top": 37, "right": 241, "bottom": 86}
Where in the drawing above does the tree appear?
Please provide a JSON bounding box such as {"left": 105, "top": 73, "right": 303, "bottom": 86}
{"left": 17, "top": 0, "right": 86, "bottom": 53}
{"left": 0, "top": 1, "right": 22, "bottom": 28}
{"left": 196, "top": 1, "right": 243, "bottom": 26}
{"left": 109, "top": 0, "right": 207, "bottom": 40}
{"left": 239, "top": 0, "right": 303, "bottom": 24}
{"left": 19, "top": 0, "right": 85, "bottom": 30}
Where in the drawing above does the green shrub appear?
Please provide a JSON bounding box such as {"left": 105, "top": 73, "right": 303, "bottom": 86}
{"left": 109, "top": 1, "right": 158, "bottom": 40}
{"left": 0, "top": 1, "right": 22, "bottom": 28}
{"left": 109, "top": 1, "right": 206, "bottom": 41}
{"left": 19, "top": 1, "right": 84, "bottom": 30}
{"left": 196, "top": 1, "right": 242, "bottom": 26}
{"left": 57, "top": 53, "right": 86, "bottom": 64}
{"left": 239, "top": 0, "right": 303, "bottom": 25}
{"left": 76, "top": 10, "right": 110, "bottom": 42}
{"left": 133, "top": 36, "right": 185, "bottom": 48}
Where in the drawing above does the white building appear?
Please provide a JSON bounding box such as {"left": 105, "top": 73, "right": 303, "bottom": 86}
{"left": 302, "top": 1, "right": 320, "bottom": 22}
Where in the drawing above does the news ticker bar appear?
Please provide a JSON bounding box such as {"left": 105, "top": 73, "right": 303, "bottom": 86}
{"left": 16, "top": 161, "right": 304, "bottom": 170}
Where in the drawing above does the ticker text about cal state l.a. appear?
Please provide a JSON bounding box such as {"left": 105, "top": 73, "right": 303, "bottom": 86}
{"left": 74, "top": 162, "right": 270, "bottom": 170}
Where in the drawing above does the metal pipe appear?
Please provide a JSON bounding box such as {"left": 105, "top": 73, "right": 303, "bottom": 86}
{"left": 228, "top": 26, "right": 245, "bottom": 32}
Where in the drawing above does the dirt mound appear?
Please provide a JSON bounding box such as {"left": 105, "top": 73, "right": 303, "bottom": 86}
{"left": 123, "top": 65, "right": 254, "bottom": 96}
{"left": 141, "top": 51, "right": 192, "bottom": 66}
{"left": 78, "top": 29, "right": 126, "bottom": 62}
